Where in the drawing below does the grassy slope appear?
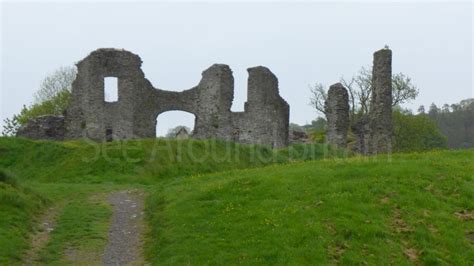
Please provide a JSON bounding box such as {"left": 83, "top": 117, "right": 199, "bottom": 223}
{"left": 0, "top": 137, "right": 339, "bottom": 184}
{"left": 0, "top": 137, "right": 339, "bottom": 263}
{"left": 0, "top": 171, "right": 46, "bottom": 264}
{"left": 32, "top": 183, "right": 119, "bottom": 265}
{"left": 1, "top": 137, "right": 472, "bottom": 264}
{"left": 146, "top": 150, "right": 474, "bottom": 265}
{"left": 0, "top": 176, "right": 121, "bottom": 264}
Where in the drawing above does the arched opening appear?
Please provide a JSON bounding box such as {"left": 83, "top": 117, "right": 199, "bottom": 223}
{"left": 156, "top": 111, "right": 196, "bottom": 138}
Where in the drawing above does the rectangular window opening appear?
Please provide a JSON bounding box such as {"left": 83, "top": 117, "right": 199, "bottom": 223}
{"left": 104, "top": 77, "right": 118, "bottom": 102}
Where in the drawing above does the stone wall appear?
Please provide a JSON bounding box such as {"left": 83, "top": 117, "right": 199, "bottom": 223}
{"left": 64, "top": 48, "right": 289, "bottom": 147}
{"left": 351, "top": 115, "right": 370, "bottom": 154}
{"left": 17, "top": 115, "right": 65, "bottom": 140}
{"left": 322, "top": 48, "right": 393, "bottom": 155}
{"left": 230, "top": 67, "right": 290, "bottom": 147}
{"left": 369, "top": 48, "right": 393, "bottom": 154}
{"left": 324, "top": 83, "right": 349, "bottom": 149}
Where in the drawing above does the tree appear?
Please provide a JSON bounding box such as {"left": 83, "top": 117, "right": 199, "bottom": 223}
{"left": 1, "top": 66, "right": 76, "bottom": 136}
{"left": 391, "top": 73, "right": 419, "bottom": 107}
{"left": 428, "top": 103, "right": 439, "bottom": 118}
{"left": 165, "top": 126, "right": 191, "bottom": 138}
{"left": 442, "top": 104, "right": 450, "bottom": 113}
{"left": 428, "top": 99, "right": 474, "bottom": 148}
{"left": 417, "top": 105, "right": 426, "bottom": 114}
{"left": 309, "top": 66, "right": 419, "bottom": 121}
{"left": 309, "top": 83, "right": 327, "bottom": 115}
{"left": 340, "top": 66, "right": 372, "bottom": 119}
{"left": 1, "top": 112, "right": 22, "bottom": 136}
{"left": 33, "top": 66, "right": 77, "bottom": 105}
{"left": 393, "top": 108, "right": 447, "bottom": 152}
{"left": 309, "top": 117, "right": 327, "bottom": 131}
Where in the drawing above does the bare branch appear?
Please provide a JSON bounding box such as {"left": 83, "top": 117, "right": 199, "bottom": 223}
{"left": 340, "top": 76, "right": 356, "bottom": 120}
{"left": 309, "top": 83, "right": 327, "bottom": 115}
{"left": 309, "top": 67, "right": 418, "bottom": 122}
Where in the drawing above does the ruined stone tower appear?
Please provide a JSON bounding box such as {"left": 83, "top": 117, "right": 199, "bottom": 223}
{"left": 369, "top": 48, "right": 393, "bottom": 154}
{"left": 323, "top": 48, "right": 393, "bottom": 154}
{"left": 325, "top": 83, "right": 349, "bottom": 149}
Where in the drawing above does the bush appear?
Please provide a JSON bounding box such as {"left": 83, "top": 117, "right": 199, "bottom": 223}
{"left": 393, "top": 109, "right": 447, "bottom": 152}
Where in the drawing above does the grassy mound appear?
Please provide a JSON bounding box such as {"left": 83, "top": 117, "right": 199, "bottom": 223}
{"left": 145, "top": 150, "right": 474, "bottom": 264}
{"left": 0, "top": 137, "right": 341, "bottom": 184}
{"left": 0, "top": 170, "right": 47, "bottom": 264}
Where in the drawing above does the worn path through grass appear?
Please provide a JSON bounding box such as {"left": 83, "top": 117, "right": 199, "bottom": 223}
{"left": 22, "top": 204, "right": 62, "bottom": 265}
{"left": 102, "top": 189, "right": 146, "bottom": 265}
{"left": 20, "top": 186, "right": 149, "bottom": 265}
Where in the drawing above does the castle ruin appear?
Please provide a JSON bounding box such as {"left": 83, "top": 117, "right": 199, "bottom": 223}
{"left": 18, "top": 47, "right": 394, "bottom": 153}
{"left": 18, "top": 49, "right": 290, "bottom": 148}
{"left": 325, "top": 48, "right": 393, "bottom": 154}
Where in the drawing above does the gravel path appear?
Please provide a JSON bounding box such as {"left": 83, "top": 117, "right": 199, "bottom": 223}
{"left": 102, "top": 190, "right": 145, "bottom": 266}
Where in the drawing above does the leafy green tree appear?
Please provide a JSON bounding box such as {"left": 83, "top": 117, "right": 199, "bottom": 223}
{"left": 33, "top": 66, "right": 76, "bottom": 105}
{"left": 308, "top": 117, "right": 327, "bottom": 131}
{"left": 1, "top": 115, "right": 21, "bottom": 137}
{"left": 393, "top": 108, "right": 447, "bottom": 152}
{"left": 2, "top": 66, "right": 76, "bottom": 136}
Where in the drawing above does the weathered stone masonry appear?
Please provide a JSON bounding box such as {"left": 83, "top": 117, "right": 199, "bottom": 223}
{"left": 369, "top": 49, "right": 393, "bottom": 154}
{"left": 16, "top": 115, "right": 66, "bottom": 141}
{"left": 324, "top": 83, "right": 349, "bottom": 149}
{"left": 62, "top": 48, "right": 289, "bottom": 147}
{"left": 325, "top": 48, "right": 393, "bottom": 154}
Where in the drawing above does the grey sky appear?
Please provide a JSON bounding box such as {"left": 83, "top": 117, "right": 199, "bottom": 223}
{"left": 1, "top": 1, "right": 472, "bottom": 136}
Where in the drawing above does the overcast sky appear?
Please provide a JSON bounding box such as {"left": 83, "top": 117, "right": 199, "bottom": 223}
{"left": 1, "top": 1, "right": 472, "bottom": 136}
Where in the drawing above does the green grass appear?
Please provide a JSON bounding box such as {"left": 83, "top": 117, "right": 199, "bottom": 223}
{"left": 0, "top": 137, "right": 341, "bottom": 184}
{"left": 0, "top": 181, "right": 136, "bottom": 265}
{"left": 28, "top": 183, "right": 116, "bottom": 264}
{"left": 0, "top": 170, "right": 47, "bottom": 264}
{"left": 0, "top": 137, "right": 472, "bottom": 264}
{"left": 145, "top": 150, "right": 474, "bottom": 264}
{"left": 39, "top": 193, "right": 112, "bottom": 264}
{"left": 0, "top": 137, "right": 340, "bottom": 264}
